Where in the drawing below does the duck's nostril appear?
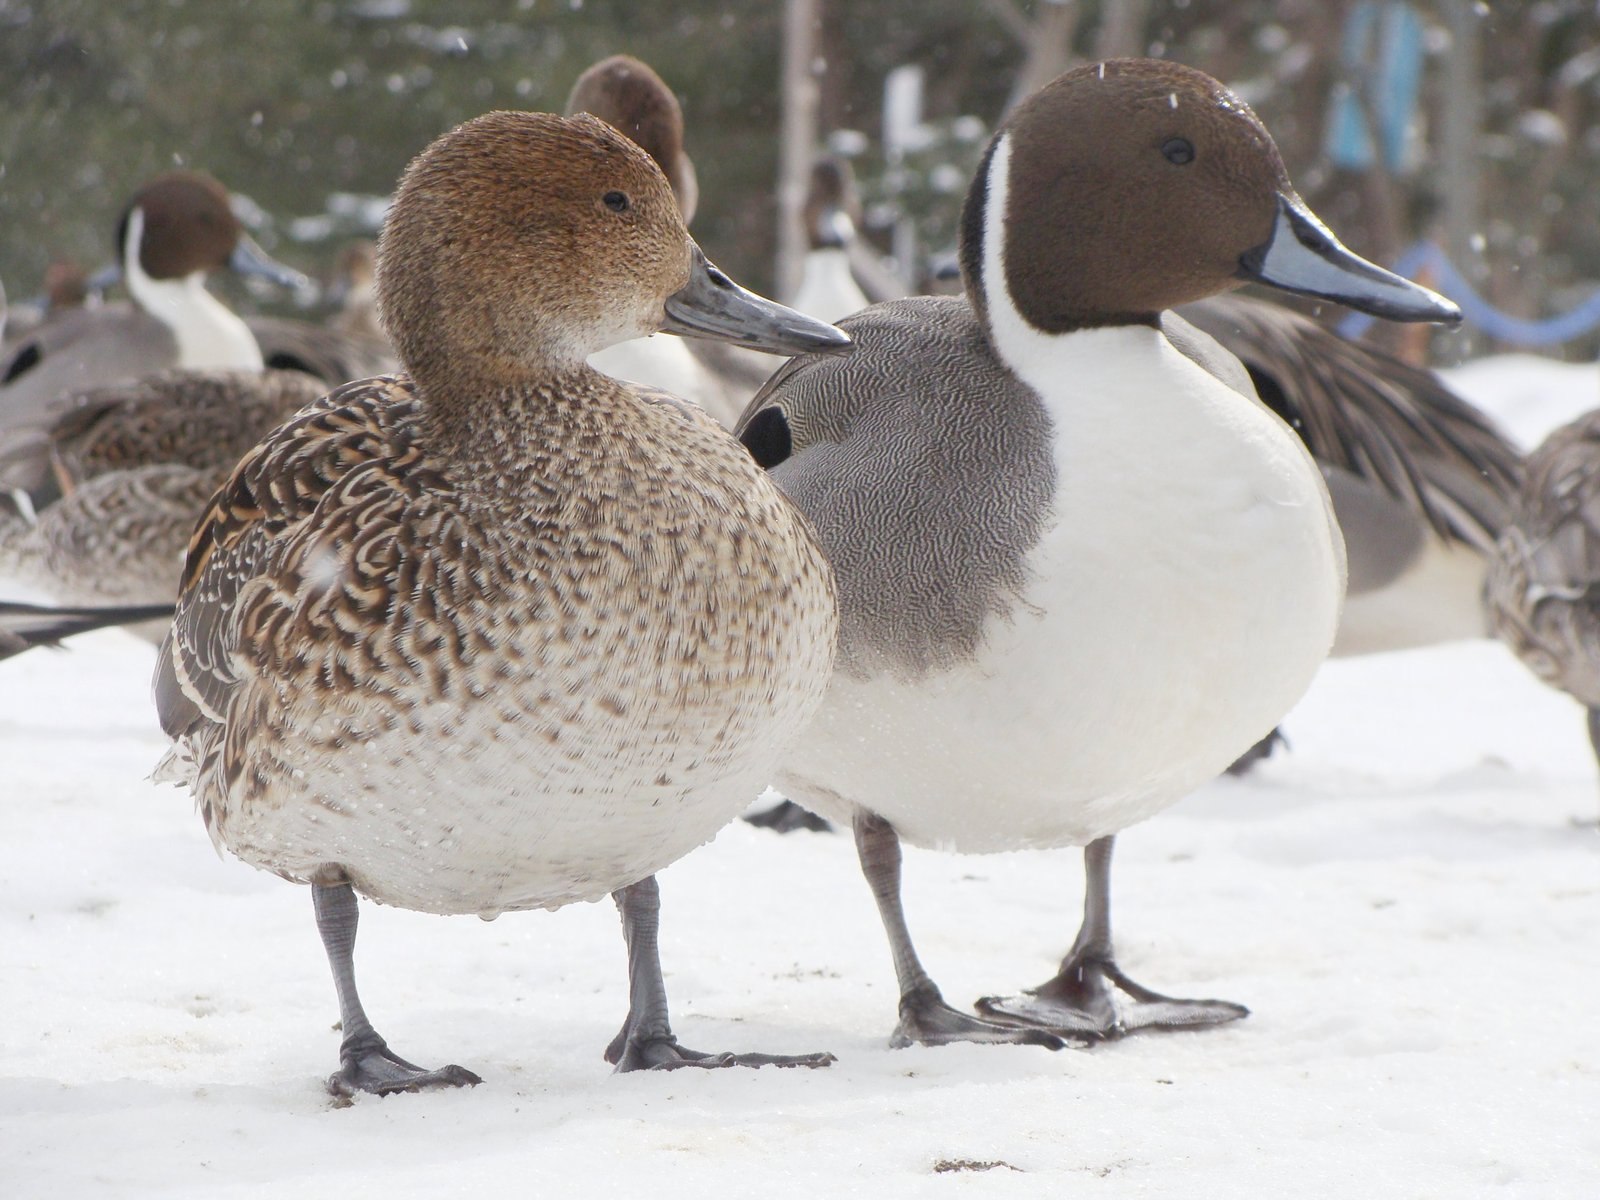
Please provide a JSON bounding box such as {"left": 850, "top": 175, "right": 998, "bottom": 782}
{"left": 707, "top": 267, "right": 734, "bottom": 290}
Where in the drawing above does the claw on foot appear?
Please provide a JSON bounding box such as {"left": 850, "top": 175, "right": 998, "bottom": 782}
{"left": 891, "top": 983, "right": 1073, "bottom": 1051}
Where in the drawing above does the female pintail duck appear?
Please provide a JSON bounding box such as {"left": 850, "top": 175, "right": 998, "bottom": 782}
{"left": 0, "top": 368, "right": 326, "bottom": 634}
{"left": 153, "top": 109, "right": 847, "bottom": 1095}
{"left": 0, "top": 171, "right": 306, "bottom": 493}
{"left": 1182, "top": 293, "right": 1521, "bottom": 657}
{"left": 737, "top": 59, "right": 1458, "bottom": 1049}
{"left": 565, "top": 54, "right": 766, "bottom": 428}
{"left": 1487, "top": 408, "right": 1600, "bottom": 793}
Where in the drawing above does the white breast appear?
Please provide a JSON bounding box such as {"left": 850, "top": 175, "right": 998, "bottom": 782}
{"left": 124, "top": 208, "right": 263, "bottom": 371}
{"left": 783, "top": 327, "right": 1344, "bottom": 850}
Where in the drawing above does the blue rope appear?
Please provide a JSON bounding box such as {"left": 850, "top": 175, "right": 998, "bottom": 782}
{"left": 1337, "top": 241, "right": 1600, "bottom": 345}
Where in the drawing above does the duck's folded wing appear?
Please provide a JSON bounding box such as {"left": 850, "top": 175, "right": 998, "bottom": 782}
{"left": 154, "top": 375, "right": 420, "bottom": 738}
{"left": 734, "top": 295, "right": 1053, "bottom": 678}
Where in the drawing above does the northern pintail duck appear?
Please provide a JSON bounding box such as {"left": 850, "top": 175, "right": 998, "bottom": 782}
{"left": 1182, "top": 294, "right": 1521, "bottom": 657}
{"left": 1486, "top": 408, "right": 1600, "bottom": 787}
{"left": 0, "top": 171, "right": 305, "bottom": 493}
{"left": 0, "top": 368, "right": 325, "bottom": 627}
{"left": 152, "top": 109, "right": 847, "bottom": 1094}
{"left": 789, "top": 157, "right": 872, "bottom": 324}
{"left": 566, "top": 54, "right": 763, "bottom": 428}
{"left": 738, "top": 59, "right": 1458, "bottom": 1048}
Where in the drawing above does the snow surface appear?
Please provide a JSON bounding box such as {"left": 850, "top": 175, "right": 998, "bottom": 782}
{"left": 1443, "top": 354, "right": 1600, "bottom": 451}
{"left": 5, "top": 356, "right": 1600, "bottom": 1198}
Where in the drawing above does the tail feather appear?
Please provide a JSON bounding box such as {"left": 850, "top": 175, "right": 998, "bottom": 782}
{"left": 0, "top": 599, "right": 175, "bottom": 661}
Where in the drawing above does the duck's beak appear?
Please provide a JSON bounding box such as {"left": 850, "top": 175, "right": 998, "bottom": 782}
{"left": 229, "top": 233, "right": 315, "bottom": 295}
{"left": 1238, "top": 195, "right": 1460, "bottom": 325}
{"left": 662, "top": 247, "right": 852, "bottom": 356}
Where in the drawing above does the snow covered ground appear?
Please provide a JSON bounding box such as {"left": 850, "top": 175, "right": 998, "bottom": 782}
{"left": 5, "top": 356, "right": 1600, "bottom": 1198}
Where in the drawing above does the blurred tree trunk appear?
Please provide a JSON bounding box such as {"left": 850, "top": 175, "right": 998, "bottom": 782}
{"left": 989, "top": 0, "right": 1083, "bottom": 113}
{"left": 777, "top": 0, "right": 822, "bottom": 302}
{"left": 1093, "top": 0, "right": 1151, "bottom": 60}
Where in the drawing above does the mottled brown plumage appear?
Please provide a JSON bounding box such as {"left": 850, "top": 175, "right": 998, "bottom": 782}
{"left": 0, "top": 369, "right": 325, "bottom": 611}
{"left": 150, "top": 108, "right": 847, "bottom": 1090}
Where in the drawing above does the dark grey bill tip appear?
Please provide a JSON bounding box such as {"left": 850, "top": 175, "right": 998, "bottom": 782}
{"left": 1241, "top": 196, "right": 1462, "bottom": 327}
{"left": 662, "top": 249, "right": 852, "bottom": 357}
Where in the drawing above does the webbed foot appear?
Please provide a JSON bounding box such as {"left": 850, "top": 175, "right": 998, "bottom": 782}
{"left": 743, "top": 799, "right": 834, "bottom": 833}
{"left": 976, "top": 958, "right": 1247, "bottom": 1040}
{"left": 605, "top": 1023, "right": 834, "bottom": 1072}
{"left": 892, "top": 983, "right": 1073, "bottom": 1050}
{"left": 327, "top": 1034, "right": 482, "bottom": 1098}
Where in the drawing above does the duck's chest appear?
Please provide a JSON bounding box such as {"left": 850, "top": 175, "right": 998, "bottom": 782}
{"left": 1002, "top": 328, "right": 1342, "bottom": 651}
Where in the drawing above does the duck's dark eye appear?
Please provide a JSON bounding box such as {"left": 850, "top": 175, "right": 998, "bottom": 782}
{"left": 1162, "top": 137, "right": 1195, "bottom": 166}
{"left": 602, "top": 191, "right": 631, "bottom": 212}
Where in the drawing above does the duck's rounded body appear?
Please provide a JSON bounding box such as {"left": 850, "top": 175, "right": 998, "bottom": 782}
{"left": 0, "top": 368, "right": 326, "bottom": 622}
{"left": 741, "top": 58, "right": 1457, "bottom": 1049}
{"left": 175, "top": 372, "right": 834, "bottom": 917}
{"left": 769, "top": 301, "right": 1340, "bottom": 853}
{"left": 154, "top": 109, "right": 849, "bottom": 1090}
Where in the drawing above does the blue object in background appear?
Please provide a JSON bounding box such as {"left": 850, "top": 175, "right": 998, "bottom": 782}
{"left": 1325, "top": 2, "right": 1424, "bottom": 173}
{"left": 1337, "top": 242, "right": 1600, "bottom": 346}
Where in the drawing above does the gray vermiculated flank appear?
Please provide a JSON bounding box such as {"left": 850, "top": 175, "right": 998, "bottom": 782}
{"left": 742, "top": 295, "right": 1055, "bottom": 680}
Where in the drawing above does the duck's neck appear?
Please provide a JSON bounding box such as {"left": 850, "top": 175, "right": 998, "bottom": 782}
{"left": 415, "top": 357, "right": 614, "bottom": 464}
{"left": 124, "top": 208, "right": 263, "bottom": 371}
{"left": 962, "top": 133, "right": 1157, "bottom": 357}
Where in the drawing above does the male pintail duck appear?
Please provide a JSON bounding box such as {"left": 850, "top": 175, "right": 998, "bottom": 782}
{"left": 1486, "top": 408, "right": 1600, "bottom": 792}
{"left": 566, "top": 54, "right": 767, "bottom": 428}
{"left": 0, "top": 171, "right": 306, "bottom": 493}
{"left": 152, "top": 109, "right": 848, "bottom": 1095}
{"left": 737, "top": 59, "right": 1458, "bottom": 1049}
{"left": 789, "top": 157, "right": 873, "bottom": 324}
{"left": 0, "top": 368, "right": 326, "bottom": 634}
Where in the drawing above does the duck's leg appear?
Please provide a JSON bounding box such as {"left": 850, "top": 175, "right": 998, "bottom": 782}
{"left": 604, "top": 874, "right": 835, "bottom": 1071}
{"left": 976, "top": 836, "right": 1248, "bottom": 1038}
{"left": 313, "top": 882, "right": 481, "bottom": 1098}
{"left": 853, "top": 810, "right": 1067, "bottom": 1051}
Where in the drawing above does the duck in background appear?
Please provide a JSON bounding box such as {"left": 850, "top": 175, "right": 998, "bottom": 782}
{"left": 0, "top": 171, "right": 307, "bottom": 496}
{"left": 154, "top": 109, "right": 848, "bottom": 1094}
{"left": 738, "top": 59, "right": 1459, "bottom": 1049}
{"left": 789, "top": 157, "right": 872, "bottom": 324}
{"left": 247, "top": 240, "right": 398, "bottom": 387}
{"left": 567, "top": 53, "right": 793, "bottom": 428}
{"left": 0, "top": 368, "right": 326, "bottom": 643}
{"left": 1487, "top": 408, "right": 1600, "bottom": 803}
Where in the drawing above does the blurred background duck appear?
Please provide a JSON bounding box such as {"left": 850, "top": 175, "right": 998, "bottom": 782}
{"left": 1487, "top": 408, "right": 1600, "bottom": 800}
{"left": 564, "top": 54, "right": 755, "bottom": 427}
{"left": 0, "top": 171, "right": 307, "bottom": 488}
